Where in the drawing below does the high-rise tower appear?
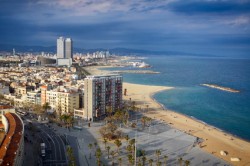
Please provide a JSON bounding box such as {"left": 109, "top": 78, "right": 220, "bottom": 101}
{"left": 57, "top": 37, "right": 73, "bottom": 59}
{"left": 57, "top": 37, "right": 65, "bottom": 58}
{"left": 65, "top": 38, "right": 73, "bottom": 59}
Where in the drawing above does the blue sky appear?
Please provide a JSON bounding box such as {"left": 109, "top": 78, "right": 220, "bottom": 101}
{"left": 0, "top": 0, "right": 250, "bottom": 56}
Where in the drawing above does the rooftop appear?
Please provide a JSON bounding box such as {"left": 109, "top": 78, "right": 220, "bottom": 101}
{"left": 0, "top": 113, "right": 23, "bottom": 165}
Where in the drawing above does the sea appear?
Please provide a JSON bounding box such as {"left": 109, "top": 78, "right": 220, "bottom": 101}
{"left": 105, "top": 55, "right": 250, "bottom": 141}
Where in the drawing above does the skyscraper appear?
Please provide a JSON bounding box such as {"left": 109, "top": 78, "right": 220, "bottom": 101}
{"left": 57, "top": 37, "right": 73, "bottom": 59}
{"left": 65, "top": 38, "right": 73, "bottom": 59}
{"left": 57, "top": 37, "right": 65, "bottom": 58}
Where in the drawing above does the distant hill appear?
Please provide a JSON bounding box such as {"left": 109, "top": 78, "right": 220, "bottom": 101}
{"left": 0, "top": 43, "right": 211, "bottom": 57}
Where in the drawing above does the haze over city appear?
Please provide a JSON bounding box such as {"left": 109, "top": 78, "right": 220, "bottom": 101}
{"left": 1, "top": 1, "right": 250, "bottom": 166}
{"left": 1, "top": 0, "right": 250, "bottom": 56}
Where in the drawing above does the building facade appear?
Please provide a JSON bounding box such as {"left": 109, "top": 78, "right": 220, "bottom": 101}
{"left": 84, "top": 74, "right": 123, "bottom": 121}
{"left": 26, "top": 91, "right": 41, "bottom": 105}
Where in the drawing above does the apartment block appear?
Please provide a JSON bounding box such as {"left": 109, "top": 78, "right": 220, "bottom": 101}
{"left": 26, "top": 91, "right": 41, "bottom": 105}
{"left": 84, "top": 74, "right": 122, "bottom": 121}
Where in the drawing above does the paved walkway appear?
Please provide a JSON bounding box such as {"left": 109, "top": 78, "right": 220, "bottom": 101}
{"left": 53, "top": 118, "right": 230, "bottom": 166}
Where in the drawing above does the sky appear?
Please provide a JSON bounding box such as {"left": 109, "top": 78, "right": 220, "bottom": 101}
{"left": 0, "top": 0, "right": 250, "bottom": 56}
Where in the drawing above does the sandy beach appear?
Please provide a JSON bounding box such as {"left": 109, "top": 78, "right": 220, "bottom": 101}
{"left": 85, "top": 66, "right": 250, "bottom": 166}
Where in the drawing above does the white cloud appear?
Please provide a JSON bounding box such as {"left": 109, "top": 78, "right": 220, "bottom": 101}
{"left": 36, "top": 0, "right": 176, "bottom": 16}
{"left": 224, "top": 16, "right": 250, "bottom": 26}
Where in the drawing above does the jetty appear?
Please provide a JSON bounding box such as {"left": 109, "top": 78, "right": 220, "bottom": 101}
{"left": 112, "top": 70, "right": 160, "bottom": 74}
{"left": 201, "top": 84, "right": 240, "bottom": 93}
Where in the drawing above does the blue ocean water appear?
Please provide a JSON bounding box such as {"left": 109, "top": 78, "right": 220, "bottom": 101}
{"left": 106, "top": 56, "right": 250, "bottom": 141}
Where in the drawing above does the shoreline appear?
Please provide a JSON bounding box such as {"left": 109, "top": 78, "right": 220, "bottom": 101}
{"left": 150, "top": 91, "right": 249, "bottom": 143}
{"left": 84, "top": 65, "right": 250, "bottom": 165}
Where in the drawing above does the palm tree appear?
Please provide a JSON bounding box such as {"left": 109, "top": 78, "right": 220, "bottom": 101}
{"left": 157, "top": 161, "right": 162, "bottom": 166}
{"left": 142, "top": 156, "right": 147, "bottom": 166}
{"left": 127, "top": 154, "right": 134, "bottom": 166}
{"left": 106, "top": 146, "right": 111, "bottom": 159}
{"left": 146, "top": 105, "right": 149, "bottom": 112}
{"left": 148, "top": 159, "right": 153, "bottom": 166}
{"left": 114, "top": 139, "right": 122, "bottom": 154}
{"left": 94, "top": 142, "right": 98, "bottom": 149}
{"left": 110, "top": 151, "right": 116, "bottom": 166}
{"left": 164, "top": 155, "right": 168, "bottom": 165}
{"left": 126, "top": 145, "right": 133, "bottom": 154}
{"left": 129, "top": 139, "right": 136, "bottom": 155}
{"left": 103, "top": 138, "right": 107, "bottom": 149}
{"left": 138, "top": 158, "right": 142, "bottom": 166}
{"left": 131, "top": 101, "right": 136, "bottom": 111}
{"left": 155, "top": 149, "right": 161, "bottom": 163}
{"left": 106, "top": 106, "right": 113, "bottom": 117}
{"left": 95, "top": 148, "right": 102, "bottom": 166}
{"left": 141, "top": 116, "right": 147, "bottom": 129}
{"left": 118, "top": 157, "right": 122, "bottom": 166}
{"left": 178, "top": 157, "right": 183, "bottom": 166}
{"left": 88, "top": 143, "right": 93, "bottom": 159}
{"left": 185, "top": 160, "right": 190, "bottom": 166}
{"left": 42, "top": 102, "right": 51, "bottom": 112}
{"left": 125, "top": 135, "right": 130, "bottom": 145}
{"left": 67, "top": 146, "right": 76, "bottom": 166}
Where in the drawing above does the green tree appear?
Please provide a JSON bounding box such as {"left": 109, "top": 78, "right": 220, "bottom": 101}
{"left": 141, "top": 116, "right": 148, "bottom": 129}
{"left": 125, "top": 135, "right": 130, "bottom": 145}
{"left": 66, "top": 146, "right": 76, "bottom": 166}
{"left": 126, "top": 145, "right": 133, "bottom": 154}
{"left": 155, "top": 149, "right": 161, "bottom": 163}
{"left": 178, "top": 157, "right": 183, "bottom": 166}
{"left": 129, "top": 139, "right": 136, "bottom": 155}
{"left": 156, "top": 161, "right": 162, "bottom": 166}
{"left": 185, "top": 160, "right": 190, "bottom": 166}
{"left": 110, "top": 151, "right": 116, "bottom": 166}
{"left": 146, "top": 105, "right": 149, "bottom": 112}
{"left": 148, "top": 159, "right": 153, "bottom": 166}
{"left": 118, "top": 157, "right": 122, "bottom": 166}
{"left": 103, "top": 138, "right": 107, "bottom": 149}
{"left": 164, "top": 155, "right": 168, "bottom": 165}
{"left": 142, "top": 156, "right": 147, "bottom": 166}
{"left": 106, "top": 106, "right": 113, "bottom": 117}
{"left": 106, "top": 146, "right": 111, "bottom": 159}
{"left": 94, "top": 142, "right": 98, "bottom": 149}
{"left": 42, "top": 102, "right": 51, "bottom": 112}
{"left": 114, "top": 139, "right": 122, "bottom": 154}
{"left": 95, "top": 148, "right": 102, "bottom": 166}
{"left": 88, "top": 143, "right": 93, "bottom": 159}
{"left": 127, "top": 154, "right": 134, "bottom": 166}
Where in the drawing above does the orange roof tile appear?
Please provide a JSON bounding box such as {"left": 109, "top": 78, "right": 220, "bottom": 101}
{"left": 0, "top": 113, "right": 23, "bottom": 165}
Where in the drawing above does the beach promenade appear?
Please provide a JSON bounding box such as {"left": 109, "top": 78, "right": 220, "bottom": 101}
{"left": 86, "top": 66, "right": 250, "bottom": 166}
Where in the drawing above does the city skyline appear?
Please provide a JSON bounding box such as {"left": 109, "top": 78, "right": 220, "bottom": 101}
{"left": 0, "top": 0, "right": 250, "bottom": 57}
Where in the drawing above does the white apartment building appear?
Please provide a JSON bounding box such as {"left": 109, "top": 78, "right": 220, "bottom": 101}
{"left": 84, "top": 74, "right": 123, "bottom": 121}
{"left": 46, "top": 90, "right": 79, "bottom": 115}
{"left": 26, "top": 91, "right": 41, "bottom": 105}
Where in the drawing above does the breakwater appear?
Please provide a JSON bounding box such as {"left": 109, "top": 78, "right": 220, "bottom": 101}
{"left": 201, "top": 84, "right": 240, "bottom": 93}
{"left": 111, "top": 70, "right": 160, "bottom": 74}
